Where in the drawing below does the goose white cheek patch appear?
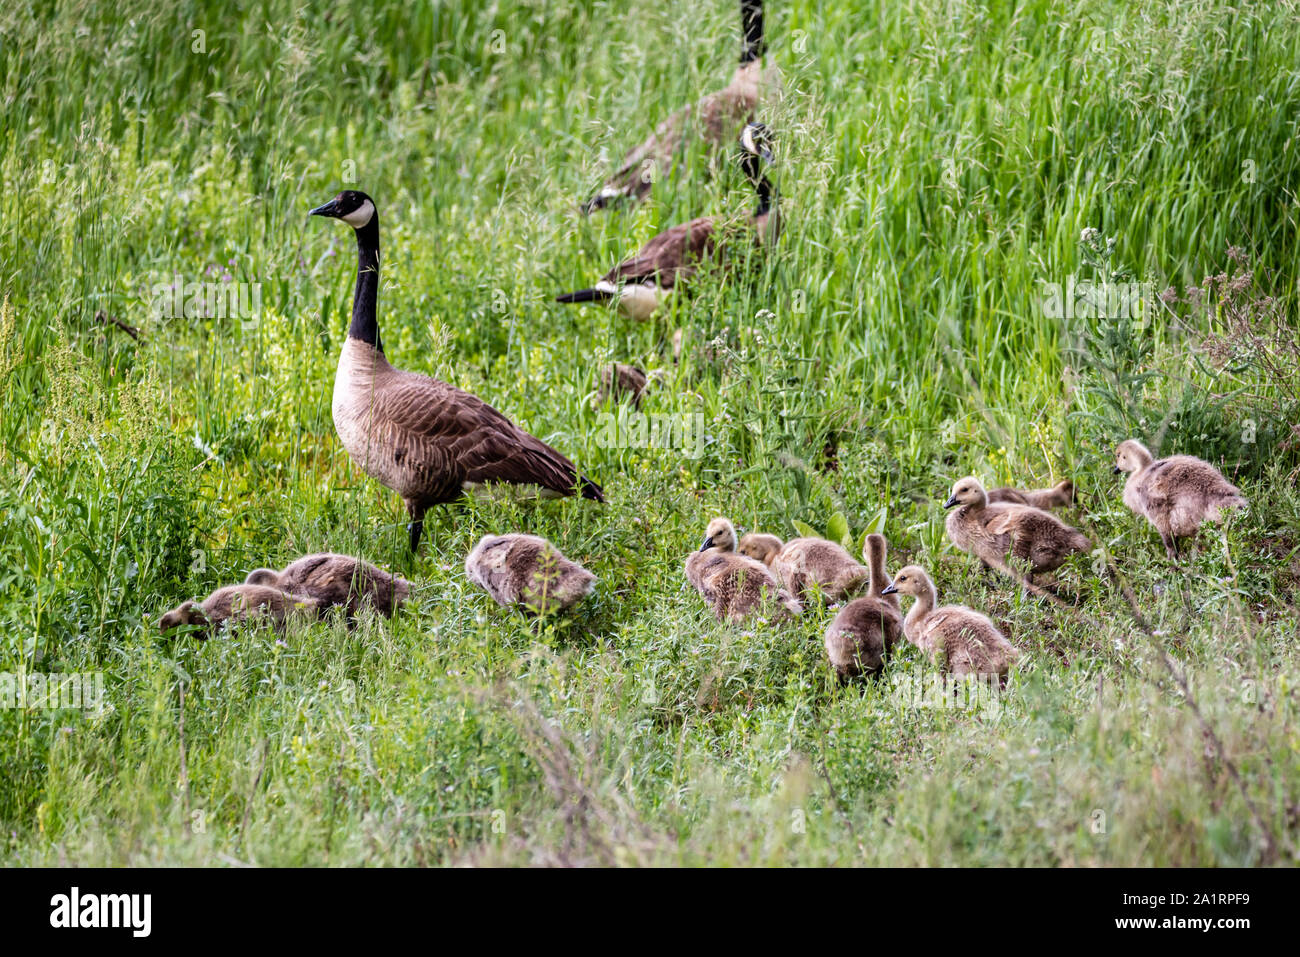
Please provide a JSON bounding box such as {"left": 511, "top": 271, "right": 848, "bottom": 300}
{"left": 341, "top": 199, "right": 376, "bottom": 228}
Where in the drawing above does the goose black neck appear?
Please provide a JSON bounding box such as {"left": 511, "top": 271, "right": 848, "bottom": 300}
{"left": 349, "top": 216, "right": 383, "bottom": 352}
{"left": 740, "top": 0, "right": 764, "bottom": 64}
{"left": 754, "top": 175, "right": 774, "bottom": 217}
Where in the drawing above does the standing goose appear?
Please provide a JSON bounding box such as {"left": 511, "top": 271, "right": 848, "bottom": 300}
{"left": 311, "top": 191, "right": 603, "bottom": 552}
{"left": 557, "top": 122, "right": 777, "bottom": 321}
{"left": 1113, "top": 439, "right": 1247, "bottom": 558}
{"left": 583, "top": 0, "right": 777, "bottom": 213}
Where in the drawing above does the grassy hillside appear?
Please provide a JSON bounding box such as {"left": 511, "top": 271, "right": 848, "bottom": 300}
{"left": 1, "top": 0, "right": 1299, "bottom": 865}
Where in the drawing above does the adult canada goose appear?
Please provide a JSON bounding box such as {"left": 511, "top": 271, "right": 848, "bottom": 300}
{"left": 583, "top": 0, "right": 777, "bottom": 213}
{"left": 987, "top": 480, "right": 1076, "bottom": 510}
{"left": 685, "top": 517, "right": 802, "bottom": 622}
{"left": 311, "top": 190, "right": 603, "bottom": 551}
{"left": 882, "top": 566, "right": 1021, "bottom": 685}
{"left": 465, "top": 533, "right": 596, "bottom": 615}
{"left": 823, "top": 534, "right": 902, "bottom": 681}
{"left": 244, "top": 553, "right": 411, "bottom": 619}
{"left": 158, "top": 584, "right": 322, "bottom": 639}
{"left": 557, "top": 122, "right": 777, "bottom": 321}
{"left": 944, "top": 476, "right": 1090, "bottom": 583}
{"left": 737, "top": 531, "right": 868, "bottom": 602}
{"left": 1113, "top": 439, "right": 1248, "bottom": 558}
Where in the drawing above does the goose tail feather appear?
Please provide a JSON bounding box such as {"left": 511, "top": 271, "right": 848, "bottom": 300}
{"left": 556, "top": 287, "right": 615, "bottom": 305}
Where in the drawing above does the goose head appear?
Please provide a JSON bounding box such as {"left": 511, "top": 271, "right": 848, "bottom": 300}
{"left": 1114, "top": 439, "right": 1153, "bottom": 475}
{"left": 881, "top": 564, "right": 931, "bottom": 597}
{"left": 700, "top": 517, "right": 738, "bottom": 552}
{"left": 944, "top": 476, "right": 987, "bottom": 509}
{"left": 738, "top": 122, "right": 775, "bottom": 171}
{"left": 310, "top": 190, "right": 377, "bottom": 229}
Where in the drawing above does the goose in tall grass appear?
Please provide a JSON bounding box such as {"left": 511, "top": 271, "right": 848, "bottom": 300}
{"left": 311, "top": 190, "right": 604, "bottom": 552}
{"left": 944, "top": 476, "right": 1090, "bottom": 583}
{"left": 465, "top": 534, "right": 596, "bottom": 615}
{"left": 882, "top": 566, "right": 1021, "bottom": 684}
{"left": 245, "top": 553, "right": 411, "bottom": 618}
{"left": 159, "top": 584, "right": 322, "bottom": 639}
{"left": 987, "top": 479, "right": 1075, "bottom": 510}
{"left": 685, "top": 517, "right": 802, "bottom": 622}
{"left": 583, "top": 0, "right": 777, "bottom": 213}
{"left": 823, "top": 534, "right": 902, "bottom": 680}
{"left": 1113, "top": 439, "right": 1247, "bottom": 558}
{"left": 558, "top": 122, "right": 777, "bottom": 321}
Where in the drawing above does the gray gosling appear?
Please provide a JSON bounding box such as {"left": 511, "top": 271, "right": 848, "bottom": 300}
{"left": 944, "top": 476, "right": 1090, "bottom": 583}
{"left": 245, "top": 553, "right": 411, "bottom": 619}
{"left": 882, "top": 565, "right": 1021, "bottom": 684}
{"left": 737, "top": 531, "right": 868, "bottom": 602}
{"left": 1114, "top": 439, "right": 1248, "bottom": 558}
{"left": 987, "top": 479, "right": 1075, "bottom": 510}
{"left": 159, "top": 584, "right": 322, "bottom": 639}
{"left": 686, "top": 518, "right": 802, "bottom": 623}
{"left": 823, "top": 534, "right": 902, "bottom": 681}
{"left": 465, "top": 533, "right": 596, "bottom": 615}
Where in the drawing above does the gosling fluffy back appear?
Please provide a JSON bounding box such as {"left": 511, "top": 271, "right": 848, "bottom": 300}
{"left": 465, "top": 533, "right": 596, "bottom": 614}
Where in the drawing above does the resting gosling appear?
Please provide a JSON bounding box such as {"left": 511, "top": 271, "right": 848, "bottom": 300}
{"left": 685, "top": 517, "right": 802, "bottom": 623}
{"left": 944, "top": 476, "right": 1090, "bottom": 582}
{"left": 311, "top": 190, "right": 603, "bottom": 552}
{"left": 1114, "top": 439, "right": 1248, "bottom": 558}
{"left": 245, "top": 553, "right": 411, "bottom": 619}
{"left": 882, "top": 566, "right": 1021, "bottom": 683}
{"left": 823, "top": 534, "right": 902, "bottom": 681}
{"left": 465, "top": 534, "right": 596, "bottom": 615}
{"left": 987, "top": 479, "right": 1075, "bottom": 510}
{"left": 159, "top": 584, "right": 321, "bottom": 639}
{"left": 737, "top": 531, "right": 867, "bottom": 602}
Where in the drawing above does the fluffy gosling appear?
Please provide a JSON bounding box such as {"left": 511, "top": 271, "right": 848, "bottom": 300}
{"left": 685, "top": 517, "right": 802, "bottom": 622}
{"left": 882, "top": 565, "right": 1021, "bottom": 683}
{"left": 987, "top": 479, "right": 1075, "bottom": 510}
{"left": 823, "top": 533, "right": 902, "bottom": 681}
{"left": 159, "top": 584, "right": 322, "bottom": 639}
{"left": 1114, "top": 439, "right": 1248, "bottom": 558}
{"left": 465, "top": 534, "right": 596, "bottom": 615}
{"left": 245, "top": 553, "right": 411, "bottom": 619}
{"left": 736, "top": 531, "right": 868, "bottom": 602}
{"left": 944, "top": 476, "right": 1089, "bottom": 583}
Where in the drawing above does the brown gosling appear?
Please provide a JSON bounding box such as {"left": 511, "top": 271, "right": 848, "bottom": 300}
{"left": 158, "top": 584, "right": 322, "bottom": 639}
{"left": 1113, "top": 439, "right": 1248, "bottom": 558}
{"left": 882, "top": 565, "right": 1021, "bottom": 684}
{"left": 245, "top": 554, "right": 411, "bottom": 619}
{"left": 684, "top": 518, "right": 802, "bottom": 623}
{"left": 755, "top": 534, "right": 870, "bottom": 602}
{"left": 823, "top": 534, "right": 902, "bottom": 681}
{"left": 465, "top": 534, "right": 596, "bottom": 615}
{"left": 987, "top": 479, "right": 1075, "bottom": 510}
{"left": 736, "top": 532, "right": 783, "bottom": 565}
{"left": 944, "top": 476, "right": 1090, "bottom": 583}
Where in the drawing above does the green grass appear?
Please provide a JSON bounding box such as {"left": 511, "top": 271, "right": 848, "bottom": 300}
{"left": 2, "top": 0, "right": 1300, "bottom": 865}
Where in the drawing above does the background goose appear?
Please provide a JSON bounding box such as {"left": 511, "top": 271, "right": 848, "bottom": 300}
{"left": 1114, "top": 439, "right": 1248, "bottom": 558}
{"left": 583, "top": 0, "right": 777, "bottom": 213}
{"left": 823, "top": 534, "right": 902, "bottom": 680}
{"left": 558, "top": 122, "right": 777, "bottom": 321}
{"left": 465, "top": 533, "right": 596, "bottom": 615}
{"left": 945, "top": 476, "right": 1090, "bottom": 583}
{"left": 987, "top": 480, "right": 1075, "bottom": 509}
{"left": 245, "top": 553, "right": 411, "bottom": 618}
{"left": 882, "top": 566, "right": 1021, "bottom": 684}
{"left": 311, "top": 191, "right": 604, "bottom": 552}
{"left": 158, "top": 584, "right": 322, "bottom": 639}
{"left": 685, "top": 517, "right": 802, "bottom": 622}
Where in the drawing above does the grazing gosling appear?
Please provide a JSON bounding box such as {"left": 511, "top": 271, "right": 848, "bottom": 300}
{"left": 1114, "top": 439, "right": 1248, "bottom": 558}
{"left": 245, "top": 553, "right": 411, "bottom": 619}
{"left": 987, "top": 479, "right": 1075, "bottom": 510}
{"left": 739, "top": 533, "right": 869, "bottom": 602}
{"left": 882, "top": 565, "right": 1021, "bottom": 683}
{"left": 685, "top": 518, "right": 802, "bottom": 623}
{"left": 944, "top": 476, "right": 1090, "bottom": 583}
{"left": 159, "top": 584, "right": 322, "bottom": 639}
{"left": 465, "top": 534, "right": 596, "bottom": 615}
{"left": 823, "top": 534, "right": 902, "bottom": 681}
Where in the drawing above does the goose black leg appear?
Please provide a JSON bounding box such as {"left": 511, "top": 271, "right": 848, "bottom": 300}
{"left": 405, "top": 499, "right": 426, "bottom": 553}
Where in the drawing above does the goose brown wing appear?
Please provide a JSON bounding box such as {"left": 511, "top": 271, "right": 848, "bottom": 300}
{"left": 376, "top": 370, "right": 597, "bottom": 500}
{"left": 605, "top": 217, "right": 717, "bottom": 288}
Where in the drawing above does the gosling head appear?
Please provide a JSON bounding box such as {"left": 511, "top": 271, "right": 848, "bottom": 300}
{"left": 943, "top": 476, "right": 987, "bottom": 510}
{"left": 737, "top": 532, "right": 782, "bottom": 564}
{"left": 864, "top": 532, "right": 887, "bottom": 564}
{"left": 244, "top": 568, "right": 280, "bottom": 587}
{"left": 881, "top": 564, "right": 932, "bottom": 597}
{"left": 158, "top": 601, "right": 207, "bottom": 634}
{"left": 309, "top": 189, "right": 377, "bottom": 229}
{"left": 1114, "top": 439, "right": 1154, "bottom": 475}
{"left": 700, "top": 517, "right": 738, "bottom": 552}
